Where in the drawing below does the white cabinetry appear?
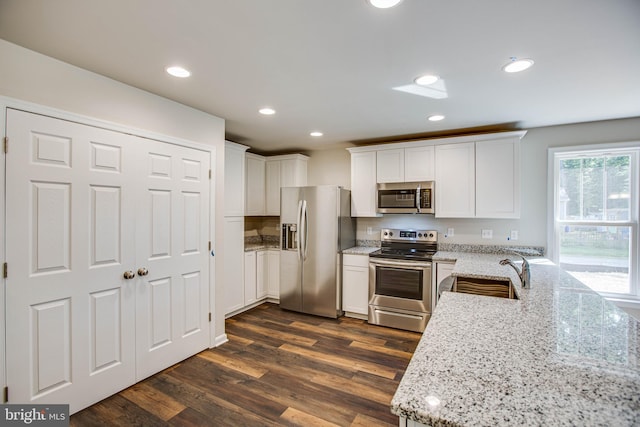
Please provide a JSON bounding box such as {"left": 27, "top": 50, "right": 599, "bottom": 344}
{"left": 342, "top": 254, "right": 370, "bottom": 317}
{"left": 265, "top": 160, "right": 281, "bottom": 216}
{"left": 265, "top": 154, "right": 308, "bottom": 215}
{"left": 224, "top": 217, "right": 245, "bottom": 314}
{"left": 267, "top": 249, "right": 280, "bottom": 299}
{"left": 435, "top": 142, "right": 476, "bottom": 218}
{"left": 245, "top": 153, "right": 266, "bottom": 215}
{"left": 349, "top": 131, "right": 526, "bottom": 219}
{"left": 244, "top": 251, "right": 257, "bottom": 306}
{"left": 349, "top": 151, "right": 379, "bottom": 217}
{"left": 435, "top": 137, "right": 521, "bottom": 218}
{"left": 225, "top": 141, "right": 249, "bottom": 216}
{"left": 435, "top": 261, "right": 455, "bottom": 305}
{"left": 376, "top": 145, "right": 435, "bottom": 183}
{"left": 475, "top": 137, "right": 520, "bottom": 218}
{"left": 405, "top": 145, "right": 435, "bottom": 182}
{"left": 235, "top": 248, "right": 280, "bottom": 315}
{"left": 256, "top": 250, "right": 267, "bottom": 299}
{"left": 376, "top": 149, "right": 404, "bottom": 183}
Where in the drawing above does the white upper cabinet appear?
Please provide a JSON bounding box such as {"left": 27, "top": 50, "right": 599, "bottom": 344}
{"left": 376, "top": 145, "right": 435, "bottom": 183}
{"left": 281, "top": 157, "right": 308, "bottom": 187}
{"left": 349, "top": 151, "right": 379, "bottom": 217}
{"left": 376, "top": 149, "right": 404, "bottom": 183}
{"left": 245, "top": 153, "right": 266, "bottom": 215}
{"left": 265, "top": 160, "right": 281, "bottom": 216}
{"left": 348, "top": 131, "right": 526, "bottom": 219}
{"left": 475, "top": 137, "right": 521, "bottom": 218}
{"left": 225, "top": 141, "right": 249, "bottom": 216}
{"left": 405, "top": 145, "right": 435, "bottom": 182}
{"left": 265, "top": 154, "right": 308, "bottom": 215}
{"left": 435, "top": 142, "right": 476, "bottom": 218}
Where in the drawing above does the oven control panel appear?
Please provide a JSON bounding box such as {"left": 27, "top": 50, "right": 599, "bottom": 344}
{"left": 380, "top": 228, "right": 438, "bottom": 242}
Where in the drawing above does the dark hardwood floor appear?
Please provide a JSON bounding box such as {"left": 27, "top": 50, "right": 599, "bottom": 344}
{"left": 71, "top": 303, "right": 421, "bottom": 426}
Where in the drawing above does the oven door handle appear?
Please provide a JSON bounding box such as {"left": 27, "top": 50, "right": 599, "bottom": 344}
{"left": 370, "top": 258, "right": 431, "bottom": 269}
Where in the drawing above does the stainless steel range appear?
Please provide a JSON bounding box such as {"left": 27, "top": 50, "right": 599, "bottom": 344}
{"left": 368, "top": 229, "right": 437, "bottom": 332}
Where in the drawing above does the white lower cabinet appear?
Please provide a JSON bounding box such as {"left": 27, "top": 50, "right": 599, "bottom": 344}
{"left": 436, "top": 261, "right": 455, "bottom": 287}
{"left": 267, "top": 249, "right": 281, "bottom": 299}
{"left": 224, "top": 217, "right": 246, "bottom": 315}
{"left": 231, "top": 249, "right": 280, "bottom": 316}
{"left": 342, "top": 254, "right": 370, "bottom": 317}
{"left": 244, "top": 251, "right": 257, "bottom": 306}
{"left": 256, "top": 250, "right": 267, "bottom": 299}
{"left": 434, "top": 261, "right": 455, "bottom": 305}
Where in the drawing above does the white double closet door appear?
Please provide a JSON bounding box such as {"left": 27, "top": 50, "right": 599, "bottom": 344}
{"left": 5, "top": 109, "right": 211, "bottom": 413}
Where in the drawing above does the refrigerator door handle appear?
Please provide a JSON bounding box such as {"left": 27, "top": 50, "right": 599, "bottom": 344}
{"left": 296, "top": 200, "right": 303, "bottom": 260}
{"left": 301, "top": 200, "right": 308, "bottom": 261}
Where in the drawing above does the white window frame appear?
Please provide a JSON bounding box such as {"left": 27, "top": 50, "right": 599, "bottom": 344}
{"left": 548, "top": 141, "right": 640, "bottom": 303}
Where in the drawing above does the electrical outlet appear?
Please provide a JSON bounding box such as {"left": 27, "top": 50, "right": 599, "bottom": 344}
{"left": 510, "top": 230, "right": 519, "bottom": 241}
{"left": 367, "top": 226, "right": 373, "bottom": 235}
{"left": 447, "top": 228, "right": 454, "bottom": 237}
{"left": 481, "top": 229, "right": 493, "bottom": 239}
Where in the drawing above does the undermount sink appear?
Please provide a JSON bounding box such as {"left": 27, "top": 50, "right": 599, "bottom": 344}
{"left": 453, "top": 276, "right": 518, "bottom": 299}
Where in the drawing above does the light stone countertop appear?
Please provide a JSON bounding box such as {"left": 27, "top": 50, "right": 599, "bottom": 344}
{"left": 342, "top": 246, "right": 380, "bottom": 255}
{"left": 244, "top": 242, "right": 280, "bottom": 252}
{"left": 392, "top": 253, "right": 640, "bottom": 426}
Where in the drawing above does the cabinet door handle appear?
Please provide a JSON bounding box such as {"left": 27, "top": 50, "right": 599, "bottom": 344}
{"left": 137, "top": 267, "right": 149, "bottom": 276}
{"left": 123, "top": 271, "right": 136, "bottom": 280}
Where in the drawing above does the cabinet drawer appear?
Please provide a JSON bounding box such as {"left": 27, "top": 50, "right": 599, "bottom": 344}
{"left": 343, "top": 254, "right": 370, "bottom": 268}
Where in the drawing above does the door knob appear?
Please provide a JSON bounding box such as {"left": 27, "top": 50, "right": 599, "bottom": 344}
{"left": 137, "top": 267, "right": 149, "bottom": 276}
{"left": 123, "top": 271, "right": 136, "bottom": 280}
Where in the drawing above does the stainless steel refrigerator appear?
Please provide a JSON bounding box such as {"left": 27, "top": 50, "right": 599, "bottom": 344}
{"left": 280, "top": 186, "right": 355, "bottom": 318}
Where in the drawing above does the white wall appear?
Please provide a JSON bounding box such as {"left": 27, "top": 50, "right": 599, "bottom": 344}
{"left": 0, "top": 39, "right": 228, "bottom": 343}
{"left": 308, "top": 117, "right": 640, "bottom": 250}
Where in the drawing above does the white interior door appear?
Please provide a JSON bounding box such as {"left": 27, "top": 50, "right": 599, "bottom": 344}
{"left": 5, "top": 108, "right": 212, "bottom": 412}
{"left": 5, "top": 109, "right": 137, "bottom": 412}
{"left": 134, "top": 138, "right": 210, "bottom": 379}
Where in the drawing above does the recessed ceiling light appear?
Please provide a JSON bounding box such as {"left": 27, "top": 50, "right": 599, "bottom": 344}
{"left": 166, "top": 66, "right": 191, "bottom": 78}
{"left": 502, "top": 58, "right": 534, "bottom": 73}
{"left": 310, "top": 131, "right": 323, "bottom": 137}
{"left": 428, "top": 114, "right": 445, "bottom": 121}
{"left": 367, "top": 0, "right": 402, "bottom": 8}
{"left": 414, "top": 74, "right": 439, "bottom": 86}
{"left": 259, "top": 107, "right": 276, "bottom": 115}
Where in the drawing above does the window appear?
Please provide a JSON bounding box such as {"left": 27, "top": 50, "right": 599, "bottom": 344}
{"left": 551, "top": 144, "right": 639, "bottom": 299}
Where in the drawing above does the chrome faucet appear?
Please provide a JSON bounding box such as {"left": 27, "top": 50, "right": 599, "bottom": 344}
{"left": 499, "top": 252, "right": 531, "bottom": 288}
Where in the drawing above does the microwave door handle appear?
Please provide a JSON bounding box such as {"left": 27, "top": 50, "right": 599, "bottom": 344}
{"left": 416, "top": 184, "right": 421, "bottom": 213}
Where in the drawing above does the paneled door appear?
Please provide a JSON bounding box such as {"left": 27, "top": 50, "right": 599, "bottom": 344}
{"left": 5, "top": 109, "right": 211, "bottom": 413}
{"left": 133, "top": 138, "right": 210, "bottom": 380}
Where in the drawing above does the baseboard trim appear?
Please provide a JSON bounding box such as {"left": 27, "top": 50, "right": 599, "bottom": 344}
{"left": 213, "top": 333, "right": 228, "bottom": 347}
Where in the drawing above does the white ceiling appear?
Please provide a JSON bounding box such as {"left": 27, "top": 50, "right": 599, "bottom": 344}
{"left": 1, "top": 0, "right": 639, "bottom": 153}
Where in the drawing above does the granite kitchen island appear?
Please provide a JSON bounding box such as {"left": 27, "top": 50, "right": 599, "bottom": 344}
{"left": 392, "top": 254, "right": 640, "bottom": 426}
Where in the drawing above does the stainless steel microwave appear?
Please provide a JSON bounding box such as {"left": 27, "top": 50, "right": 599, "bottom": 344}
{"left": 376, "top": 181, "right": 434, "bottom": 214}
